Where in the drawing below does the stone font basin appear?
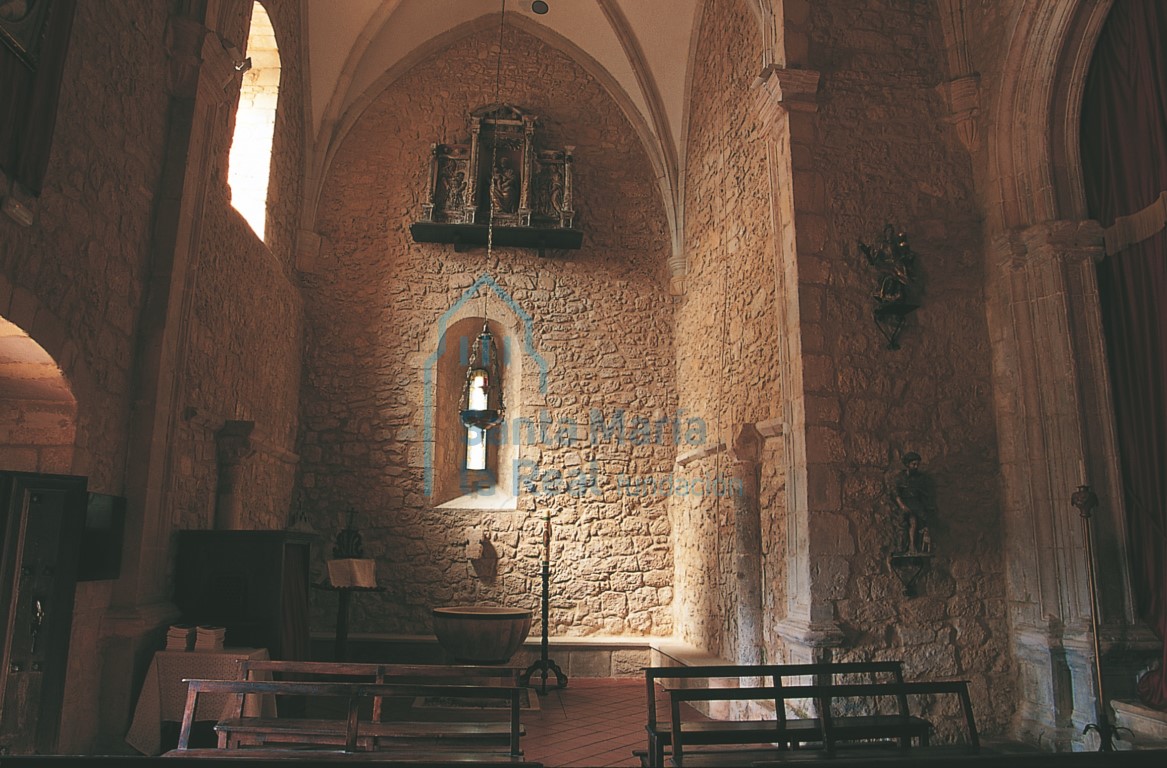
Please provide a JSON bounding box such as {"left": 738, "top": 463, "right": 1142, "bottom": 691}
{"left": 432, "top": 606, "right": 532, "bottom": 664}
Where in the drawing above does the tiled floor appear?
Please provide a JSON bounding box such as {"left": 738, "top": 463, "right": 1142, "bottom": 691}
{"left": 523, "top": 677, "right": 654, "bottom": 767}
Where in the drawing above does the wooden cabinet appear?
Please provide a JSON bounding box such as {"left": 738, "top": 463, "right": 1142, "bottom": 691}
{"left": 0, "top": 472, "right": 87, "bottom": 754}
{"left": 173, "top": 531, "right": 314, "bottom": 660}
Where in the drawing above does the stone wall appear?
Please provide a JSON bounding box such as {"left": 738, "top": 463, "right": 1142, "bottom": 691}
{"left": 169, "top": 0, "right": 306, "bottom": 535}
{"left": 0, "top": 0, "right": 308, "bottom": 751}
{"left": 0, "top": 1, "right": 174, "bottom": 753}
{"left": 0, "top": 0, "right": 170, "bottom": 489}
{"left": 671, "top": 0, "right": 781, "bottom": 661}
{"left": 301, "top": 24, "right": 676, "bottom": 637}
{"left": 797, "top": 0, "right": 1013, "bottom": 737}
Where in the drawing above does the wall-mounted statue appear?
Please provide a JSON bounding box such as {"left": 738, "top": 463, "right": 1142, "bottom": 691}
{"left": 859, "top": 224, "right": 921, "bottom": 349}
{"left": 891, "top": 451, "right": 936, "bottom": 555}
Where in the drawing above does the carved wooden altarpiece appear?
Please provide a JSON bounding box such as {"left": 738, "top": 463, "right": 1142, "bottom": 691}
{"left": 410, "top": 104, "right": 582, "bottom": 255}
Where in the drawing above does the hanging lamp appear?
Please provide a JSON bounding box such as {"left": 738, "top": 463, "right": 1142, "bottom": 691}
{"left": 460, "top": 321, "right": 505, "bottom": 431}
{"left": 459, "top": 0, "right": 508, "bottom": 436}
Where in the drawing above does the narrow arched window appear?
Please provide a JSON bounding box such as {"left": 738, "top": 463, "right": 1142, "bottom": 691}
{"left": 466, "top": 371, "right": 489, "bottom": 471}
{"left": 227, "top": 2, "right": 280, "bottom": 241}
{"left": 432, "top": 317, "right": 519, "bottom": 509}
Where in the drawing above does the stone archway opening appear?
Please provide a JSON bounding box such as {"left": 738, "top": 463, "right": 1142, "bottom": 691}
{"left": 0, "top": 315, "right": 76, "bottom": 473}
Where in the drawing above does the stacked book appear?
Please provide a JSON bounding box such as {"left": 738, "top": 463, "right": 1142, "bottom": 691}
{"left": 165, "top": 624, "right": 195, "bottom": 651}
{"left": 194, "top": 625, "right": 226, "bottom": 651}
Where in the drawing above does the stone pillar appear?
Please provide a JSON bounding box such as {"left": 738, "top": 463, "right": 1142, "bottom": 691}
{"left": 754, "top": 62, "right": 843, "bottom": 661}
{"left": 214, "top": 420, "right": 256, "bottom": 530}
{"left": 729, "top": 424, "right": 763, "bottom": 666}
{"left": 987, "top": 220, "right": 1159, "bottom": 748}
{"left": 98, "top": 3, "right": 240, "bottom": 750}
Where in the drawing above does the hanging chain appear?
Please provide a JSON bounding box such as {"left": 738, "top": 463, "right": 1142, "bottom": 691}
{"left": 485, "top": 0, "right": 506, "bottom": 266}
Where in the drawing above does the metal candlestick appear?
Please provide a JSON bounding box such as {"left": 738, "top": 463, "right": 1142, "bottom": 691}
{"left": 1071, "top": 484, "right": 1116, "bottom": 751}
{"left": 520, "top": 508, "right": 567, "bottom": 693}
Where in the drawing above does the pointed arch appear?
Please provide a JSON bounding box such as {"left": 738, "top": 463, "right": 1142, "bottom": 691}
{"left": 303, "top": 14, "right": 679, "bottom": 279}
{"left": 991, "top": 0, "right": 1113, "bottom": 231}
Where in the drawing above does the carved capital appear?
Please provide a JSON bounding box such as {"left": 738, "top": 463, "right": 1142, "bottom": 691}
{"left": 730, "top": 422, "right": 763, "bottom": 463}
{"left": 165, "top": 17, "right": 209, "bottom": 97}
{"left": 215, "top": 419, "right": 255, "bottom": 473}
{"left": 775, "top": 616, "right": 846, "bottom": 650}
{"left": 164, "top": 17, "right": 242, "bottom": 106}
{"left": 754, "top": 65, "right": 821, "bottom": 122}
{"left": 296, "top": 229, "right": 323, "bottom": 273}
{"left": 937, "top": 74, "right": 981, "bottom": 152}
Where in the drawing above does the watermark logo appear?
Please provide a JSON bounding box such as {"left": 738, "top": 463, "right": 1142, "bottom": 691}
{"left": 423, "top": 273, "right": 742, "bottom": 500}
{"left": 422, "top": 273, "right": 548, "bottom": 496}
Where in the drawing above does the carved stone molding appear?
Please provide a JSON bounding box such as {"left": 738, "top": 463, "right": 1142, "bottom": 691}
{"left": 754, "top": 65, "right": 822, "bottom": 122}
{"left": 164, "top": 17, "right": 207, "bottom": 98}
{"left": 186, "top": 408, "right": 299, "bottom": 464}
{"left": 164, "top": 17, "right": 241, "bottom": 106}
{"left": 935, "top": 0, "right": 982, "bottom": 152}
{"left": 1103, "top": 190, "right": 1167, "bottom": 256}
{"left": 775, "top": 616, "right": 846, "bottom": 652}
{"left": 1019, "top": 218, "right": 1105, "bottom": 253}
{"left": 296, "top": 228, "right": 323, "bottom": 273}
{"left": 937, "top": 73, "right": 981, "bottom": 152}
{"left": 198, "top": 32, "right": 243, "bottom": 106}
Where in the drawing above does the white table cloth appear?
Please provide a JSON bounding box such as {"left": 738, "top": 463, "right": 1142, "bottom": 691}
{"left": 125, "top": 646, "right": 272, "bottom": 755}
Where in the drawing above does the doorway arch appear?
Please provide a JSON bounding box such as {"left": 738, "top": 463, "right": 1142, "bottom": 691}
{"left": 986, "top": 0, "right": 1162, "bottom": 749}
{"left": 0, "top": 315, "right": 76, "bottom": 473}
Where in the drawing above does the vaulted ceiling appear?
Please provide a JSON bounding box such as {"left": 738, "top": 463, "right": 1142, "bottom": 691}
{"left": 305, "top": 0, "right": 701, "bottom": 176}
{"left": 299, "top": 0, "right": 778, "bottom": 268}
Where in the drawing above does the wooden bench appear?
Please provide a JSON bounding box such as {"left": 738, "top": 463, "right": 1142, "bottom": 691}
{"left": 640, "top": 661, "right": 918, "bottom": 768}
{"left": 233, "top": 659, "right": 524, "bottom": 734}
{"left": 667, "top": 680, "right": 979, "bottom": 766}
{"left": 162, "top": 678, "right": 533, "bottom": 764}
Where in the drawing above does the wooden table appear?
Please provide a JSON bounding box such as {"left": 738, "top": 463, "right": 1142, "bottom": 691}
{"left": 125, "top": 647, "right": 273, "bottom": 755}
{"left": 311, "top": 584, "right": 385, "bottom": 661}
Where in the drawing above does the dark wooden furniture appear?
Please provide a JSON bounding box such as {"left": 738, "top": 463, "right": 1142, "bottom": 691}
{"left": 173, "top": 530, "right": 313, "bottom": 660}
{"left": 311, "top": 583, "right": 386, "bottom": 661}
{"left": 0, "top": 472, "right": 87, "bottom": 755}
{"left": 124, "top": 647, "right": 273, "bottom": 755}
{"left": 164, "top": 676, "right": 534, "bottom": 764}
{"left": 665, "top": 679, "right": 977, "bottom": 766}
{"left": 639, "top": 661, "right": 925, "bottom": 768}
{"left": 233, "top": 659, "right": 525, "bottom": 736}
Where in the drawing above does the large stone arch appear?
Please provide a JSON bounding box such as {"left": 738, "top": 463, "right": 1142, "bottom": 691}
{"left": 0, "top": 308, "right": 79, "bottom": 475}
{"left": 985, "top": 0, "right": 1159, "bottom": 749}
{"left": 301, "top": 16, "right": 677, "bottom": 637}
{"left": 990, "top": 0, "right": 1113, "bottom": 231}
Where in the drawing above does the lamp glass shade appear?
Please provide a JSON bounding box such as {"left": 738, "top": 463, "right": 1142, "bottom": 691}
{"left": 460, "top": 324, "right": 505, "bottom": 431}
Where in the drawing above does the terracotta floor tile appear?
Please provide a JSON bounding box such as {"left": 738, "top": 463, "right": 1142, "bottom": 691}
{"left": 523, "top": 678, "right": 648, "bottom": 767}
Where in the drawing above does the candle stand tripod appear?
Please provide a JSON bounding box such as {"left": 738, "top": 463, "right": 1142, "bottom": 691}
{"left": 521, "top": 508, "right": 567, "bottom": 694}
{"left": 1072, "top": 484, "right": 1122, "bottom": 751}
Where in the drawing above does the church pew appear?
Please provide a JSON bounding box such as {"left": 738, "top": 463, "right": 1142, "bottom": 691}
{"left": 235, "top": 659, "right": 524, "bottom": 725}
{"left": 162, "top": 677, "right": 532, "bottom": 764}
{"left": 638, "top": 661, "right": 919, "bottom": 768}
{"left": 667, "top": 679, "right": 978, "bottom": 766}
